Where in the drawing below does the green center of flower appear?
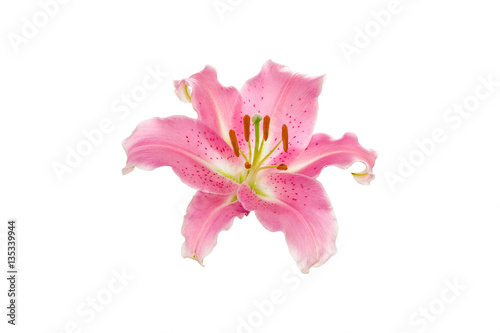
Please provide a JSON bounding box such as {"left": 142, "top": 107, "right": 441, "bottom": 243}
{"left": 228, "top": 114, "right": 288, "bottom": 189}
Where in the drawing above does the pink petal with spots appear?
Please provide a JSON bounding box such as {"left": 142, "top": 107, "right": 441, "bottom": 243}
{"left": 122, "top": 116, "right": 244, "bottom": 194}
{"left": 231, "top": 60, "right": 324, "bottom": 166}
{"left": 288, "top": 133, "right": 377, "bottom": 185}
{"left": 237, "top": 171, "right": 338, "bottom": 273}
{"left": 181, "top": 191, "right": 248, "bottom": 265}
{"left": 174, "top": 66, "right": 242, "bottom": 143}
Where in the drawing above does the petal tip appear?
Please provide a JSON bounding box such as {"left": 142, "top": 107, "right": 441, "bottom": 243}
{"left": 298, "top": 265, "right": 314, "bottom": 275}
{"left": 181, "top": 242, "right": 206, "bottom": 267}
{"left": 173, "top": 79, "right": 191, "bottom": 103}
{"left": 189, "top": 253, "right": 205, "bottom": 267}
{"left": 122, "top": 166, "right": 135, "bottom": 175}
{"left": 352, "top": 172, "right": 375, "bottom": 185}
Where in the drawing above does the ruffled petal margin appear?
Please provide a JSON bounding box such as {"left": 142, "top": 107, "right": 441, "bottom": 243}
{"left": 122, "top": 116, "right": 243, "bottom": 194}
{"left": 181, "top": 191, "right": 248, "bottom": 265}
{"left": 232, "top": 60, "right": 325, "bottom": 166}
{"left": 237, "top": 171, "right": 338, "bottom": 273}
{"left": 174, "top": 66, "right": 242, "bottom": 143}
{"left": 287, "top": 133, "right": 377, "bottom": 185}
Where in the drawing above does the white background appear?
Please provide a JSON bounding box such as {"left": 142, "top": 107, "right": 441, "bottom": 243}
{"left": 1, "top": 0, "right": 500, "bottom": 332}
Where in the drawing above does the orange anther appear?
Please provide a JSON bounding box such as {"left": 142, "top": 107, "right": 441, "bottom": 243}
{"left": 229, "top": 129, "right": 240, "bottom": 157}
{"left": 281, "top": 124, "right": 288, "bottom": 152}
{"left": 263, "top": 115, "right": 270, "bottom": 141}
{"left": 277, "top": 164, "right": 288, "bottom": 170}
{"left": 243, "top": 115, "right": 251, "bottom": 142}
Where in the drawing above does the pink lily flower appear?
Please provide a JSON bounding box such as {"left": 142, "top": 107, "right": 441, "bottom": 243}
{"left": 122, "top": 60, "right": 377, "bottom": 273}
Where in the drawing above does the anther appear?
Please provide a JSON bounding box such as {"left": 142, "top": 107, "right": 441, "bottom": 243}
{"left": 277, "top": 164, "right": 288, "bottom": 170}
{"left": 245, "top": 162, "right": 252, "bottom": 169}
{"left": 263, "top": 115, "right": 270, "bottom": 141}
{"left": 281, "top": 124, "right": 288, "bottom": 152}
{"left": 229, "top": 129, "right": 240, "bottom": 157}
{"left": 243, "top": 115, "right": 251, "bottom": 142}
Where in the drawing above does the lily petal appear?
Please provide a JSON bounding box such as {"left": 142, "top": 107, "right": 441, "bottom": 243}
{"left": 122, "top": 116, "right": 243, "bottom": 194}
{"left": 174, "top": 66, "right": 242, "bottom": 143}
{"left": 237, "top": 171, "right": 337, "bottom": 273}
{"left": 233, "top": 60, "right": 325, "bottom": 166}
{"left": 287, "top": 133, "right": 377, "bottom": 185}
{"left": 181, "top": 191, "right": 248, "bottom": 265}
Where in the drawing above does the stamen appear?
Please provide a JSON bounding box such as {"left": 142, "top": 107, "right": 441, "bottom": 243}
{"left": 254, "top": 139, "right": 282, "bottom": 170}
{"left": 277, "top": 164, "right": 288, "bottom": 170}
{"left": 234, "top": 114, "right": 293, "bottom": 185}
{"left": 243, "top": 115, "right": 251, "bottom": 142}
{"left": 229, "top": 129, "right": 240, "bottom": 157}
{"left": 238, "top": 149, "right": 249, "bottom": 163}
{"left": 263, "top": 115, "right": 270, "bottom": 141}
{"left": 281, "top": 124, "right": 288, "bottom": 152}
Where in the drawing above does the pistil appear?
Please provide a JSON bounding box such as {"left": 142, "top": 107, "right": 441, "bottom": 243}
{"left": 252, "top": 114, "right": 263, "bottom": 165}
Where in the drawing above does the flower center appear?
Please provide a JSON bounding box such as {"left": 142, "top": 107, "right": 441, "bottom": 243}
{"left": 228, "top": 114, "right": 289, "bottom": 188}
